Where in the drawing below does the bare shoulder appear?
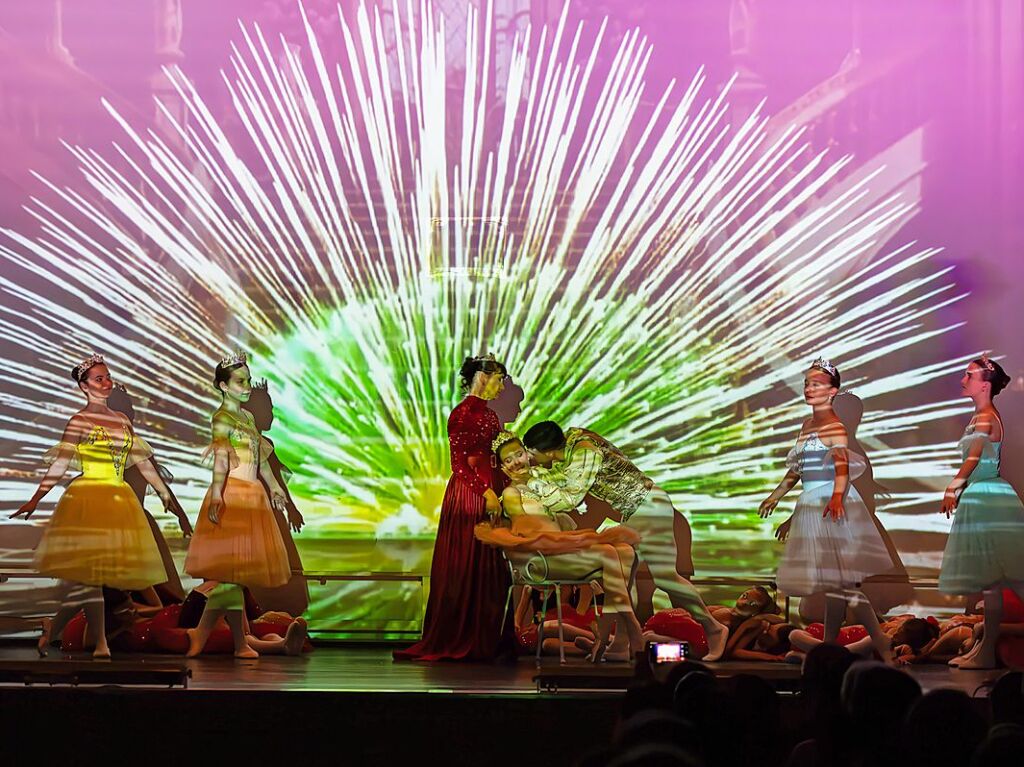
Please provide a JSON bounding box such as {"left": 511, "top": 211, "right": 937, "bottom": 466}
{"left": 817, "top": 419, "right": 848, "bottom": 446}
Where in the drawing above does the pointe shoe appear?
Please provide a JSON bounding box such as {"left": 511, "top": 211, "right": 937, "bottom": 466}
{"left": 37, "top": 618, "right": 52, "bottom": 658}
{"left": 234, "top": 647, "right": 259, "bottom": 660}
{"left": 185, "top": 627, "right": 205, "bottom": 658}
{"left": 703, "top": 624, "right": 729, "bottom": 662}
{"left": 92, "top": 647, "right": 112, "bottom": 660}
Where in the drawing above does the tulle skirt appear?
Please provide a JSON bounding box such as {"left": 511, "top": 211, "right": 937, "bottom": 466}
{"left": 474, "top": 519, "right": 640, "bottom": 554}
{"left": 185, "top": 476, "right": 291, "bottom": 589}
{"left": 939, "top": 476, "right": 1024, "bottom": 594}
{"left": 776, "top": 481, "right": 893, "bottom": 596}
{"left": 35, "top": 478, "right": 166, "bottom": 590}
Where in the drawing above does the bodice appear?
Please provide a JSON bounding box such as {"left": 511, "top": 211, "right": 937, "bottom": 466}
{"left": 77, "top": 421, "right": 133, "bottom": 483}
{"left": 785, "top": 432, "right": 865, "bottom": 486}
{"left": 210, "top": 409, "right": 263, "bottom": 482}
{"left": 960, "top": 424, "right": 1002, "bottom": 482}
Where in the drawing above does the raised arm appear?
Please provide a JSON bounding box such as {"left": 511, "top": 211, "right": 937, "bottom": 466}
{"left": 12, "top": 415, "right": 88, "bottom": 519}
{"left": 528, "top": 444, "right": 603, "bottom": 513}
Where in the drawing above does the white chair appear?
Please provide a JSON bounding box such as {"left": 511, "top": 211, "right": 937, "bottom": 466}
{"left": 501, "top": 550, "right": 600, "bottom": 665}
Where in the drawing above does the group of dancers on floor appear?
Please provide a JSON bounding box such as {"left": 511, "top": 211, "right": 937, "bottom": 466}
{"left": 396, "top": 353, "right": 1024, "bottom": 669}
{"left": 12, "top": 352, "right": 309, "bottom": 659}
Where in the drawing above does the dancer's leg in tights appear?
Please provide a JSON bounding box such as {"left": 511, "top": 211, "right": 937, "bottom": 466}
{"left": 625, "top": 489, "right": 729, "bottom": 660}
{"left": 951, "top": 582, "right": 1024, "bottom": 669}
{"left": 186, "top": 583, "right": 256, "bottom": 659}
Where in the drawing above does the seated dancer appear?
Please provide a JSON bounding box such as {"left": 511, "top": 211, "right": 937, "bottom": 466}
{"left": 759, "top": 358, "right": 893, "bottom": 661}
{"left": 12, "top": 354, "right": 183, "bottom": 659}
{"left": 521, "top": 422, "right": 730, "bottom": 661}
{"left": 937, "top": 356, "right": 1024, "bottom": 669}
{"left": 475, "top": 431, "right": 644, "bottom": 661}
{"left": 184, "top": 352, "right": 293, "bottom": 659}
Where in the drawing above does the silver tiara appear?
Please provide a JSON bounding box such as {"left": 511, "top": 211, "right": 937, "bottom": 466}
{"left": 811, "top": 356, "right": 838, "bottom": 376}
{"left": 980, "top": 353, "right": 996, "bottom": 373}
{"left": 219, "top": 350, "right": 248, "bottom": 368}
{"left": 73, "top": 353, "right": 105, "bottom": 380}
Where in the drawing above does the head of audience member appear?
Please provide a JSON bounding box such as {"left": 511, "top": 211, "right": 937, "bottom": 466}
{"left": 607, "top": 744, "right": 702, "bottom": 767}
{"left": 842, "top": 663, "right": 921, "bottom": 743}
{"left": 522, "top": 420, "right": 568, "bottom": 467}
{"left": 891, "top": 617, "right": 940, "bottom": 653}
{"left": 972, "top": 724, "right": 1024, "bottom": 767}
{"left": 734, "top": 586, "right": 780, "bottom": 618}
{"left": 902, "top": 689, "right": 987, "bottom": 767}
{"left": 730, "top": 675, "right": 782, "bottom": 762}
{"left": 801, "top": 643, "right": 859, "bottom": 705}
{"left": 962, "top": 356, "right": 1011, "bottom": 400}
{"left": 460, "top": 354, "right": 507, "bottom": 400}
{"left": 615, "top": 710, "right": 699, "bottom": 755}
{"left": 991, "top": 671, "right": 1024, "bottom": 726}
{"left": 243, "top": 379, "right": 274, "bottom": 432}
{"left": 494, "top": 432, "right": 530, "bottom": 481}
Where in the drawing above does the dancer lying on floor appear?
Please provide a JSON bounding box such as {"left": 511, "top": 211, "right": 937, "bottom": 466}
{"left": 475, "top": 431, "right": 644, "bottom": 662}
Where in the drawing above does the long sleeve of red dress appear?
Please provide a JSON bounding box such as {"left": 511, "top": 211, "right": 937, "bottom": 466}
{"left": 446, "top": 396, "right": 495, "bottom": 497}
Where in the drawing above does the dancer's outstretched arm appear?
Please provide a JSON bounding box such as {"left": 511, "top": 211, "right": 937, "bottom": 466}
{"left": 11, "top": 415, "right": 86, "bottom": 518}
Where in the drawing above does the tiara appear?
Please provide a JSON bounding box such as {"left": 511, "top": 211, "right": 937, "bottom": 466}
{"left": 73, "top": 353, "right": 105, "bottom": 380}
{"left": 219, "top": 350, "right": 248, "bottom": 368}
{"left": 475, "top": 352, "right": 497, "bottom": 363}
{"left": 811, "top": 356, "right": 838, "bottom": 376}
{"left": 491, "top": 430, "right": 519, "bottom": 454}
{"left": 980, "top": 353, "right": 996, "bottom": 373}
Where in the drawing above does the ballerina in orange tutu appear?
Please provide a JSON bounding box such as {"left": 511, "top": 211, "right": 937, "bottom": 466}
{"left": 12, "top": 354, "right": 182, "bottom": 659}
{"left": 475, "top": 432, "right": 644, "bottom": 661}
{"left": 183, "top": 352, "right": 294, "bottom": 659}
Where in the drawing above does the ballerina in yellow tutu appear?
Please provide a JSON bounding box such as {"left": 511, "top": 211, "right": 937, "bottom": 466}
{"left": 12, "top": 354, "right": 181, "bottom": 659}
{"left": 183, "top": 352, "right": 293, "bottom": 659}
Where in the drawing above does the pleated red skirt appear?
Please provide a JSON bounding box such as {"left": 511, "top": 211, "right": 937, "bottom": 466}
{"left": 394, "top": 475, "right": 516, "bottom": 662}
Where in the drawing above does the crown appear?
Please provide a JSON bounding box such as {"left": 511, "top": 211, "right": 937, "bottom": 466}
{"left": 252, "top": 378, "right": 268, "bottom": 391}
{"left": 811, "top": 356, "right": 838, "bottom": 376}
{"left": 73, "top": 353, "right": 105, "bottom": 381}
{"left": 980, "top": 353, "right": 996, "bottom": 373}
{"left": 491, "top": 430, "right": 519, "bottom": 454}
{"left": 219, "top": 350, "right": 248, "bottom": 368}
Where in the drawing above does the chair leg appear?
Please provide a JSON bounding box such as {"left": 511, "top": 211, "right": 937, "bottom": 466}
{"left": 499, "top": 585, "right": 513, "bottom": 637}
{"left": 555, "top": 583, "right": 566, "bottom": 664}
{"left": 537, "top": 588, "right": 551, "bottom": 667}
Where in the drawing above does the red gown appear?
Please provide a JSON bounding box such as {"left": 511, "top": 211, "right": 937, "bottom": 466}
{"left": 394, "top": 396, "right": 515, "bottom": 661}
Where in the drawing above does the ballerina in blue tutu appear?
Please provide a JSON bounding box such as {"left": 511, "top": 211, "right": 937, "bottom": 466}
{"left": 939, "top": 355, "right": 1024, "bottom": 669}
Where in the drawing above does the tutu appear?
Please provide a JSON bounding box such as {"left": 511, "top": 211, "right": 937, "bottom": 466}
{"left": 185, "top": 476, "right": 290, "bottom": 589}
{"left": 475, "top": 514, "right": 640, "bottom": 555}
{"left": 939, "top": 428, "right": 1024, "bottom": 594}
{"left": 36, "top": 416, "right": 165, "bottom": 590}
{"left": 776, "top": 433, "right": 892, "bottom": 596}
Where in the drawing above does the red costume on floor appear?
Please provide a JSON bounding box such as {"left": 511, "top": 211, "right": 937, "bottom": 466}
{"left": 394, "top": 396, "right": 515, "bottom": 661}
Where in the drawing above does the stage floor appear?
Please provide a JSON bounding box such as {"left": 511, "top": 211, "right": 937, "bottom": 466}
{"left": 0, "top": 643, "right": 1007, "bottom": 696}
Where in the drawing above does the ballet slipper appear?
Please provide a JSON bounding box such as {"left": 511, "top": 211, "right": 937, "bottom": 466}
{"left": 92, "top": 646, "right": 111, "bottom": 660}
{"left": 234, "top": 647, "right": 259, "bottom": 660}
{"left": 952, "top": 642, "right": 998, "bottom": 670}
{"left": 949, "top": 640, "right": 983, "bottom": 666}
{"left": 283, "top": 618, "right": 308, "bottom": 656}
{"left": 574, "top": 635, "right": 596, "bottom": 654}
{"left": 703, "top": 622, "right": 729, "bottom": 662}
{"left": 37, "top": 617, "right": 52, "bottom": 658}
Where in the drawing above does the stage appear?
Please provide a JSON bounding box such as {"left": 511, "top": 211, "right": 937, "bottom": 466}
{"left": 0, "top": 644, "right": 1008, "bottom": 765}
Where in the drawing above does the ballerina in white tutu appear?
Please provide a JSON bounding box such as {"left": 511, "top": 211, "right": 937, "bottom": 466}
{"left": 759, "top": 358, "right": 894, "bottom": 661}
{"left": 938, "top": 356, "right": 1024, "bottom": 669}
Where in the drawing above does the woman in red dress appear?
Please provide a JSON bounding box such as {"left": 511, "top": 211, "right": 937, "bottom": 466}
{"left": 395, "top": 354, "right": 516, "bottom": 661}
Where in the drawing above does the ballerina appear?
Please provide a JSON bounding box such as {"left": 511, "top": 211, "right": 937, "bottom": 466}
{"left": 12, "top": 354, "right": 180, "bottom": 658}
{"left": 938, "top": 355, "right": 1024, "bottom": 669}
{"left": 183, "top": 352, "right": 292, "bottom": 659}
{"left": 475, "top": 431, "right": 644, "bottom": 661}
{"left": 759, "top": 358, "right": 894, "bottom": 661}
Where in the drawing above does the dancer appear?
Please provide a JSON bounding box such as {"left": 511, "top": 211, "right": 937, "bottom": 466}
{"left": 759, "top": 358, "right": 893, "bottom": 661}
{"left": 938, "top": 355, "right": 1024, "bottom": 669}
{"left": 183, "top": 352, "right": 292, "bottom": 659}
{"left": 522, "top": 422, "right": 730, "bottom": 661}
{"left": 12, "top": 354, "right": 176, "bottom": 658}
{"left": 394, "top": 354, "right": 516, "bottom": 661}
{"left": 476, "top": 431, "right": 644, "bottom": 661}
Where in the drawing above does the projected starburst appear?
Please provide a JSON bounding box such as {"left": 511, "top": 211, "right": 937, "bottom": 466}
{"left": 0, "top": 0, "right": 967, "bottom": 544}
